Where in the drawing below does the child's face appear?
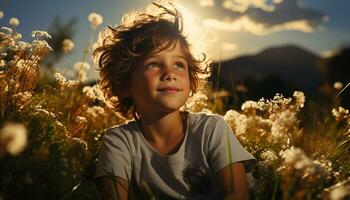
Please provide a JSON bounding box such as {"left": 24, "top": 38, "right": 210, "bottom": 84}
{"left": 126, "top": 41, "right": 191, "bottom": 116}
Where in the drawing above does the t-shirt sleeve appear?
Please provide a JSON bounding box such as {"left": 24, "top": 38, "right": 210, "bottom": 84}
{"left": 94, "top": 129, "right": 132, "bottom": 182}
{"left": 207, "top": 116, "right": 256, "bottom": 174}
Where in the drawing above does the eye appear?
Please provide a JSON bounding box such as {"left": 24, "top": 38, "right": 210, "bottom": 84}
{"left": 175, "top": 61, "right": 187, "bottom": 69}
{"left": 145, "top": 62, "right": 160, "bottom": 69}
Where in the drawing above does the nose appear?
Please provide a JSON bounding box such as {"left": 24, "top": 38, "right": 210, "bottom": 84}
{"left": 160, "top": 65, "right": 177, "bottom": 81}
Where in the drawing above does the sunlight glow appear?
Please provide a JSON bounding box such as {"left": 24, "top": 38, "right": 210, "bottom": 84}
{"left": 199, "top": 0, "right": 215, "bottom": 7}
{"left": 172, "top": 2, "right": 216, "bottom": 59}
{"left": 221, "top": 42, "right": 238, "bottom": 51}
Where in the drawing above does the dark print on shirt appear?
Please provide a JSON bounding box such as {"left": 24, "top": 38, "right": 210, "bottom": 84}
{"left": 182, "top": 165, "right": 212, "bottom": 194}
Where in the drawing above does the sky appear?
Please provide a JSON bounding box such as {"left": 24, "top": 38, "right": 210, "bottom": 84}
{"left": 1, "top": 0, "right": 350, "bottom": 79}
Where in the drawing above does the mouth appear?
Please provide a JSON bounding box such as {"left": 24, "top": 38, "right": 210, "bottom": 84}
{"left": 157, "top": 87, "right": 182, "bottom": 93}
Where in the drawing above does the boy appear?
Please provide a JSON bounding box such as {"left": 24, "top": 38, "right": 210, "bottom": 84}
{"left": 93, "top": 2, "right": 255, "bottom": 199}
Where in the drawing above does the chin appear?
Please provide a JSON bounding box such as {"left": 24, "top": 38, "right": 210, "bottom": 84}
{"left": 158, "top": 101, "right": 186, "bottom": 112}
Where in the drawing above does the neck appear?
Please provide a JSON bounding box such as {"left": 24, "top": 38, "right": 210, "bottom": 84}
{"left": 138, "top": 110, "right": 185, "bottom": 144}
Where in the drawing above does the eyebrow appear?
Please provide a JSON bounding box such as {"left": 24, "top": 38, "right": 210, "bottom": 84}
{"left": 144, "top": 55, "right": 187, "bottom": 60}
{"left": 173, "top": 55, "right": 186, "bottom": 60}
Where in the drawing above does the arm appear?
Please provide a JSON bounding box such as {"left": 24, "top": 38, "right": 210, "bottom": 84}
{"left": 216, "top": 162, "right": 249, "bottom": 200}
{"left": 94, "top": 130, "right": 133, "bottom": 200}
{"left": 95, "top": 176, "right": 128, "bottom": 200}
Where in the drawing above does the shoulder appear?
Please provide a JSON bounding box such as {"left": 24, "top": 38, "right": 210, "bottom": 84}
{"left": 187, "top": 112, "right": 230, "bottom": 142}
{"left": 188, "top": 112, "right": 226, "bottom": 129}
{"left": 101, "top": 120, "right": 139, "bottom": 145}
{"left": 188, "top": 111, "right": 224, "bottom": 123}
{"left": 188, "top": 111, "right": 235, "bottom": 141}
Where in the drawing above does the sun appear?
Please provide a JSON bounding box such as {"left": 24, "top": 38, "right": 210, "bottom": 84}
{"left": 172, "top": 1, "right": 217, "bottom": 60}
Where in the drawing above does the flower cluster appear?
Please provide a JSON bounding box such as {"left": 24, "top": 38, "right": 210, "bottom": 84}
{"left": 181, "top": 90, "right": 210, "bottom": 113}
{"left": 54, "top": 72, "right": 76, "bottom": 92}
{"left": 74, "top": 61, "right": 90, "bottom": 83}
{"left": 87, "top": 12, "right": 103, "bottom": 30}
{"left": 332, "top": 106, "right": 350, "bottom": 135}
{"left": 0, "top": 26, "right": 52, "bottom": 97}
{"left": 82, "top": 84, "right": 107, "bottom": 103}
{"left": 332, "top": 107, "right": 349, "bottom": 122}
{"left": 62, "top": 38, "right": 74, "bottom": 53}
{"left": 9, "top": 17, "right": 20, "bottom": 26}
{"left": 224, "top": 92, "right": 304, "bottom": 144}
{"left": 12, "top": 91, "right": 33, "bottom": 110}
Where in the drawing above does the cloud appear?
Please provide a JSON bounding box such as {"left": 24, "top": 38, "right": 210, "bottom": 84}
{"left": 192, "top": 0, "right": 328, "bottom": 34}
{"left": 202, "top": 16, "right": 320, "bottom": 35}
{"left": 221, "top": 42, "right": 238, "bottom": 51}
{"left": 222, "top": 0, "right": 276, "bottom": 12}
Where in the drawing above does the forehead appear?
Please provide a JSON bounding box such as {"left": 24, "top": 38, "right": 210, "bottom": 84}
{"left": 147, "top": 39, "right": 189, "bottom": 58}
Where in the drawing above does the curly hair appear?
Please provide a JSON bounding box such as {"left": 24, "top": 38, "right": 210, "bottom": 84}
{"left": 93, "top": 2, "right": 210, "bottom": 119}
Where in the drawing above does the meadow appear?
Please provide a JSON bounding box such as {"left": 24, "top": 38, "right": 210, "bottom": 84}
{"left": 0, "top": 11, "right": 349, "bottom": 200}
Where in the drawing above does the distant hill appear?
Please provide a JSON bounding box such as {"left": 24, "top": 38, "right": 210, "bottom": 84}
{"left": 210, "top": 44, "right": 325, "bottom": 96}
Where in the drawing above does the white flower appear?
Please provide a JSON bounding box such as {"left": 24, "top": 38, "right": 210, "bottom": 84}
{"left": 241, "top": 100, "right": 258, "bottom": 115}
{"left": 1, "top": 26, "right": 12, "bottom": 34}
{"left": 66, "top": 80, "right": 76, "bottom": 88}
{"left": 54, "top": 72, "right": 66, "bottom": 84}
{"left": 74, "top": 61, "right": 90, "bottom": 83}
{"left": 9, "top": 17, "right": 20, "bottom": 26}
{"left": 75, "top": 116, "right": 87, "bottom": 124}
{"left": 62, "top": 39, "right": 74, "bottom": 53}
{"left": 13, "top": 92, "right": 33, "bottom": 109}
{"left": 14, "top": 32, "right": 22, "bottom": 40}
{"left": 83, "top": 84, "right": 106, "bottom": 103}
{"left": 332, "top": 107, "right": 349, "bottom": 121}
{"left": 54, "top": 72, "right": 76, "bottom": 91}
{"left": 271, "top": 110, "right": 298, "bottom": 139}
{"left": 333, "top": 82, "right": 343, "bottom": 90}
{"left": 224, "top": 109, "right": 247, "bottom": 136}
{"left": 32, "top": 40, "right": 53, "bottom": 51}
{"left": 293, "top": 91, "right": 305, "bottom": 108}
{"left": 87, "top": 106, "right": 105, "bottom": 118}
{"left": 182, "top": 91, "right": 208, "bottom": 112}
{"left": 17, "top": 41, "right": 32, "bottom": 50}
{"left": 261, "top": 149, "right": 278, "bottom": 164}
{"left": 280, "top": 146, "right": 315, "bottom": 173}
{"left": 74, "top": 61, "right": 90, "bottom": 71}
{"left": 31, "top": 30, "right": 52, "bottom": 39}
{"left": 88, "top": 13, "right": 103, "bottom": 30}
{"left": 258, "top": 93, "right": 292, "bottom": 114}
{"left": 0, "top": 123, "right": 28, "bottom": 156}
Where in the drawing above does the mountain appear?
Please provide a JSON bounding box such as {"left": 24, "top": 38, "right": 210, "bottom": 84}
{"left": 211, "top": 44, "right": 325, "bottom": 96}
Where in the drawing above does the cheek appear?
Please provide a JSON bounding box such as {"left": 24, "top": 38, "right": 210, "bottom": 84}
{"left": 130, "top": 75, "right": 158, "bottom": 97}
{"left": 143, "top": 73, "right": 159, "bottom": 88}
{"left": 182, "top": 72, "right": 191, "bottom": 90}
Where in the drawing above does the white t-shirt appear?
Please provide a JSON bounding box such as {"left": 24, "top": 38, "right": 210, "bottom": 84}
{"left": 95, "top": 112, "right": 256, "bottom": 199}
